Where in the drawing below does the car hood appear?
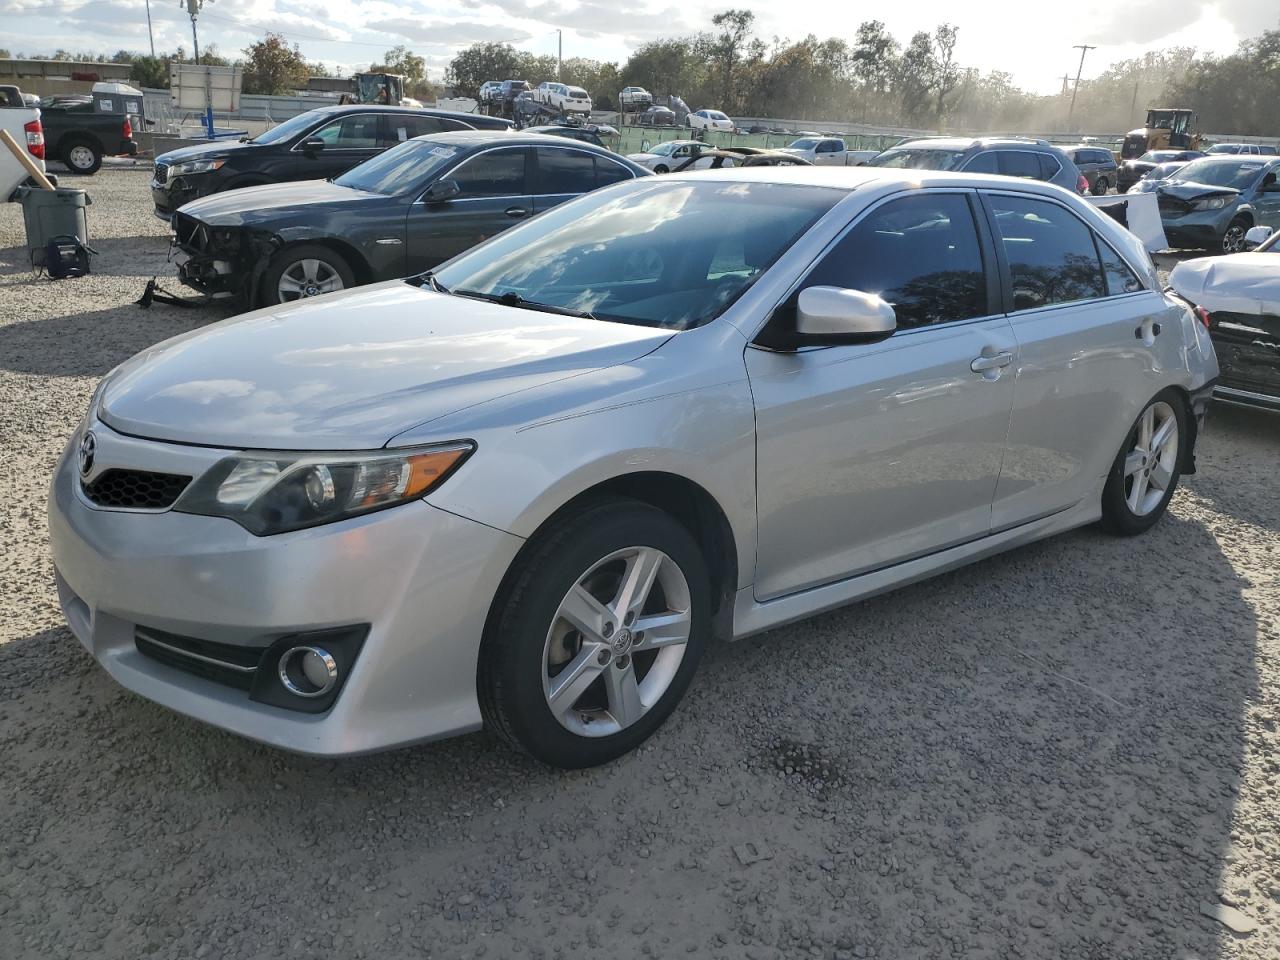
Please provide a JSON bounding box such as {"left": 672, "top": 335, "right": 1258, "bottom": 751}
{"left": 1169, "top": 253, "right": 1280, "bottom": 316}
{"left": 98, "top": 282, "right": 675, "bottom": 449}
{"left": 156, "top": 140, "right": 254, "bottom": 165}
{"left": 1156, "top": 180, "right": 1240, "bottom": 202}
{"left": 176, "top": 180, "right": 374, "bottom": 225}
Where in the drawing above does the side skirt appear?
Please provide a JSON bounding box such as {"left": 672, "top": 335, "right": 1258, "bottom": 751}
{"left": 730, "top": 495, "right": 1102, "bottom": 640}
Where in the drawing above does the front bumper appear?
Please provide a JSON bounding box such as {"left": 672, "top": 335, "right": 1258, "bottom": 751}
{"left": 1161, "top": 209, "right": 1233, "bottom": 249}
{"left": 48, "top": 418, "right": 524, "bottom": 756}
{"left": 151, "top": 175, "right": 215, "bottom": 220}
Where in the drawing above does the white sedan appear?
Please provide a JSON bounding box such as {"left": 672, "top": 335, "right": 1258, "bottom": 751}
{"left": 626, "top": 140, "right": 707, "bottom": 173}
{"left": 688, "top": 109, "right": 734, "bottom": 132}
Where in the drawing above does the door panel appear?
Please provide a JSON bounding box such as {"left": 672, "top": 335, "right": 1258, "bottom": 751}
{"left": 749, "top": 190, "right": 1015, "bottom": 600}
{"left": 982, "top": 191, "right": 1179, "bottom": 527}
{"left": 405, "top": 147, "right": 532, "bottom": 272}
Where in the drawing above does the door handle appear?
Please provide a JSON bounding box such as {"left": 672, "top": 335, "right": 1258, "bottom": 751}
{"left": 970, "top": 351, "right": 1014, "bottom": 373}
{"left": 505, "top": 206, "right": 528, "bottom": 218}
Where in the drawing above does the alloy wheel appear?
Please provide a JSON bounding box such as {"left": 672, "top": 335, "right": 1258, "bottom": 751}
{"left": 277, "top": 259, "right": 345, "bottom": 301}
{"left": 1122, "top": 400, "right": 1179, "bottom": 516}
{"left": 1222, "top": 223, "right": 1247, "bottom": 253}
{"left": 542, "top": 546, "right": 692, "bottom": 738}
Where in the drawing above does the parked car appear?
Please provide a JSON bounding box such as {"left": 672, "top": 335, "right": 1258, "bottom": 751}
{"left": 523, "top": 124, "right": 613, "bottom": 148}
{"left": 0, "top": 84, "right": 46, "bottom": 200}
{"left": 1154, "top": 155, "right": 1280, "bottom": 253}
{"left": 1170, "top": 225, "right": 1280, "bottom": 409}
{"left": 169, "top": 131, "right": 648, "bottom": 307}
{"left": 50, "top": 166, "right": 1218, "bottom": 768}
{"left": 865, "top": 137, "right": 1086, "bottom": 194}
{"left": 1126, "top": 160, "right": 1190, "bottom": 193}
{"left": 688, "top": 109, "right": 734, "bottom": 132}
{"left": 478, "top": 81, "right": 503, "bottom": 103}
{"left": 672, "top": 147, "right": 811, "bottom": 171}
{"left": 636, "top": 106, "right": 676, "bottom": 127}
{"left": 619, "top": 86, "right": 654, "bottom": 111}
{"left": 1064, "top": 145, "right": 1120, "bottom": 195}
{"left": 1116, "top": 149, "right": 1204, "bottom": 192}
{"left": 626, "top": 139, "right": 706, "bottom": 173}
{"left": 151, "top": 105, "right": 512, "bottom": 220}
{"left": 38, "top": 86, "right": 141, "bottom": 175}
{"left": 534, "top": 82, "right": 592, "bottom": 116}
{"left": 781, "top": 137, "right": 878, "bottom": 167}
{"left": 1206, "top": 143, "right": 1278, "bottom": 156}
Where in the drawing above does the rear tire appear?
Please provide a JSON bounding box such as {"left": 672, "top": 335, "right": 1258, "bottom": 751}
{"left": 479, "top": 498, "right": 711, "bottom": 768}
{"left": 1091, "top": 176, "right": 1109, "bottom": 196}
{"left": 1100, "top": 389, "right": 1187, "bottom": 536}
{"left": 62, "top": 139, "right": 101, "bottom": 175}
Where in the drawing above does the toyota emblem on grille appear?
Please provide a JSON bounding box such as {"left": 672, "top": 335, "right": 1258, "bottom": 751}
{"left": 78, "top": 431, "right": 97, "bottom": 476}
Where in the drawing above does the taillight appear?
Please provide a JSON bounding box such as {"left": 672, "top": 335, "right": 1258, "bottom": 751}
{"left": 24, "top": 119, "right": 44, "bottom": 160}
{"left": 122, "top": 117, "right": 133, "bottom": 140}
{"left": 1194, "top": 305, "right": 1212, "bottom": 330}
{"left": 1077, "top": 174, "right": 1089, "bottom": 194}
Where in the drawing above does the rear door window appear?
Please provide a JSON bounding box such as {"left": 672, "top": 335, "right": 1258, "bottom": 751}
{"left": 986, "top": 194, "right": 1107, "bottom": 309}
{"left": 964, "top": 152, "right": 999, "bottom": 173}
{"left": 450, "top": 147, "right": 530, "bottom": 197}
{"left": 801, "top": 192, "right": 989, "bottom": 329}
{"left": 535, "top": 147, "right": 597, "bottom": 195}
{"left": 380, "top": 115, "right": 456, "bottom": 145}
{"left": 997, "top": 151, "right": 1042, "bottom": 180}
{"left": 311, "top": 114, "right": 380, "bottom": 148}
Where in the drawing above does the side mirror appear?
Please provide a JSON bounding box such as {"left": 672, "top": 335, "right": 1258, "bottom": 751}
{"left": 1244, "top": 225, "right": 1273, "bottom": 249}
{"left": 299, "top": 136, "right": 326, "bottom": 155}
{"left": 423, "top": 179, "right": 461, "bottom": 204}
{"left": 759, "top": 286, "right": 897, "bottom": 349}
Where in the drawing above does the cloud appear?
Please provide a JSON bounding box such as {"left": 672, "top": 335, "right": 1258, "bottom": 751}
{"left": 1083, "top": 0, "right": 1276, "bottom": 46}
{"left": 365, "top": 18, "right": 533, "bottom": 46}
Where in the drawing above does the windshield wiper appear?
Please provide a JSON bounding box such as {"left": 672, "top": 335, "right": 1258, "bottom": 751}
{"left": 417, "top": 272, "right": 449, "bottom": 293}
{"left": 453, "top": 289, "right": 597, "bottom": 320}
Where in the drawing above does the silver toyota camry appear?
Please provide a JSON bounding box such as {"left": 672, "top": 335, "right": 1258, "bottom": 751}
{"left": 49, "top": 167, "right": 1219, "bottom": 768}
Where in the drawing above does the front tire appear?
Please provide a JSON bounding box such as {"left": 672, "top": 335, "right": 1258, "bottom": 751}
{"left": 62, "top": 139, "right": 101, "bottom": 175}
{"left": 479, "top": 498, "right": 711, "bottom": 768}
{"left": 1221, "top": 217, "right": 1250, "bottom": 254}
{"left": 1100, "top": 389, "right": 1187, "bottom": 535}
{"left": 653, "top": 164, "right": 669, "bottom": 174}
{"left": 262, "top": 245, "right": 355, "bottom": 305}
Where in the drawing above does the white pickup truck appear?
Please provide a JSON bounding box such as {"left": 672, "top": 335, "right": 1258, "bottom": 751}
{"left": 779, "top": 136, "right": 879, "bottom": 166}
{"left": 0, "top": 84, "right": 47, "bottom": 199}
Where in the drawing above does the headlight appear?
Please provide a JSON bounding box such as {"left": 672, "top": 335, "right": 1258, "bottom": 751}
{"left": 169, "top": 158, "right": 226, "bottom": 179}
{"left": 174, "top": 443, "right": 474, "bottom": 535}
{"left": 1191, "top": 196, "right": 1229, "bottom": 211}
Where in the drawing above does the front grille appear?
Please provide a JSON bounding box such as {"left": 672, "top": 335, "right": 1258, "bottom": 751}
{"left": 81, "top": 469, "right": 191, "bottom": 509}
{"left": 153, "top": 161, "right": 168, "bottom": 182}
{"left": 172, "top": 212, "right": 205, "bottom": 252}
{"left": 135, "top": 628, "right": 265, "bottom": 691}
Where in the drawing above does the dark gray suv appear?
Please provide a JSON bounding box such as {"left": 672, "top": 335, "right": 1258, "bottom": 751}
{"left": 1065, "top": 145, "right": 1120, "bottom": 195}
{"left": 866, "top": 137, "right": 1087, "bottom": 194}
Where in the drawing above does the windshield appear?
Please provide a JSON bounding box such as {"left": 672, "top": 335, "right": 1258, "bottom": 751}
{"left": 432, "top": 180, "right": 841, "bottom": 330}
{"left": 1144, "top": 162, "right": 1184, "bottom": 179}
{"left": 333, "top": 139, "right": 461, "bottom": 195}
{"left": 251, "top": 111, "right": 326, "bottom": 146}
{"left": 1170, "top": 158, "right": 1269, "bottom": 190}
{"left": 789, "top": 138, "right": 818, "bottom": 150}
{"left": 650, "top": 142, "right": 676, "bottom": 156}
{"left": 708, "top": 111, "right": 728, "bottom": 120}
{"left": 865, "top": 148, "right": 967, "bottom": 171}
{"left": 1138, "top": 151, "right": 1178, "bottom": 163}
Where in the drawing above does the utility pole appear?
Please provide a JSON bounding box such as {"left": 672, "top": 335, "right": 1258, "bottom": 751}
{"left": 1059, "top": 74, "right": 1071, "bottom": 95}
{"left": 556, "top": 29, "right": 562, "bottom": 81}
{"left": 186, "top": 0, "right": 215, "bottom": 140}
{"left": 145, "top": 0, "right": 155, "bottom": 57}
{"left": 1067, "top": 44, "right": 1096, "bottom": 126}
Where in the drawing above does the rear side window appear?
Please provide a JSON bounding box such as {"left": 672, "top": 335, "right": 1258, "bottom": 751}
{"left": 535, "top": 148, "right": 596, "bottom": 195}
{"left": 451, "top": 147, "right": 529, "bottom": 197}
{"left": 987, "top": 195, "right": 1106, "bottom": 310}
{"left": 381, "top": 115, "right": 452, "bottom": 145}
{"left": 1097, "top": 240, "right": 1143, "bottom": 295}
{"left": 998, "top": 151, "right": 1042, "bottom": 180}
{"left": 595, "top": 157, "right": 635, "bottom": 188}
{"left": 802, "top": 193, "right": 988, "bottom": 329}
{"left": 1038, "top": 153, "right": 1062, "bottom": 180}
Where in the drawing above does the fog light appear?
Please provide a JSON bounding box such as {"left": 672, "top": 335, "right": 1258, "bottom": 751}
{"left": 278, "top": 645, "right": 338, "bottom": 698}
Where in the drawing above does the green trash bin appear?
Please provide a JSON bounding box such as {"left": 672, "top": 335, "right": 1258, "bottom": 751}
{"left": 16, "top": 186, "right": 92, "bottom": 268}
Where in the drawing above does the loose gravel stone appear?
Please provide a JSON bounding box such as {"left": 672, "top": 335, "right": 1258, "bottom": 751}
{"left": 1, "top": 170, "right": 1279, "bottom": 960}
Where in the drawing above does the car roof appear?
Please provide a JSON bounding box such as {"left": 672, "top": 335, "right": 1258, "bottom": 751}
{"left": 663, "top": 164, "right": 1090, "bottom": 195}
{"left": 892, "top": 137, "right": 1057, "bottom": 152}
{"left": 419, "top": 130, "right": 619, "bottom": 154}
{"left": 303, "top": 104, "right": 509, "bottom": 124}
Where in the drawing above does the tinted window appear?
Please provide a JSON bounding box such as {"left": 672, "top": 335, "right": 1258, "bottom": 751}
{"left": 536, "top": 148, "right": 596, "bottom": 195}
{"left": 1038, "top": 153, "right": 1062, "bottom": 179}
{"left": 816, "top": 141, "right": 839, "bottom": 153}
{"left": 1097, "top": 240, "right": 1143, "bottom": 296}
{"left": 964, "top": 152, "right": 998, "bottom": 173}
{"left": 998, "top": 151, "right": 1042, "bottom": 180}
{"left": 803, "top": 193, "right": 987, "bottom": 329}
{"left": 381, "top": 115, "right": 453, "bottom": 145}
{"left": 595, "top": 158, "right": 634, "bottom": 188}
{"left": 987, "top": 195, "right": 1105, "bottom": 310}
{"left": 451, "top": 148, "right": 529, "bottom": 197}
{"left": 311, "top": 114, "right": 380, "bottom": 148}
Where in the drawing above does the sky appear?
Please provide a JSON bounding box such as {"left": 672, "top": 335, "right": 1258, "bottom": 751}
{"left": 0, "top": 0, "right": 1273, "bottom": 95}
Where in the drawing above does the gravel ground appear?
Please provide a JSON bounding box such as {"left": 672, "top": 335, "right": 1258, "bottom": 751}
{"left": 1, "top": 170, "right": 1278, "bottom": 960}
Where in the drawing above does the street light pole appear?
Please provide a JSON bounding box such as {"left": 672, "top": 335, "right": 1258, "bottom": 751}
{"left": 145, "top": 0, "right": 155, "bottom": 57}
{"left": 557, "top": 29, "right": 562, "bottom": 81}
{"left": 186, "top": 0, "right": 215, "bottom": 140}
{"left": 1067, "top": 44, "right": 1096, "bottom": 127}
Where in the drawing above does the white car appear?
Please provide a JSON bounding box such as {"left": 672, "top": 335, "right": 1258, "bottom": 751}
{"left": 781, "top": 137, "right": 879, "bottom": 167}
{"left": 619, "top": 86, "right": 653, "bottom": 112}
{"left": 625, "top": 140, "right": 707, "bottom": 173}
{"left": 478, "top": 81, "right": 502, "bottom": 103}
{"left": 688, "top": 109, "right": 733, "bottom": 132}
{"left": 0, "top": 83, "right": 46, "bottom": 199}
{"left": 535, "top": 82, "right": 592, "bottom": 116}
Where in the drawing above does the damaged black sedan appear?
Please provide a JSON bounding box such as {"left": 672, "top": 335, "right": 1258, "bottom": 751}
{"left": 171, "top": 131, "right": 649, "bottom": 308}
